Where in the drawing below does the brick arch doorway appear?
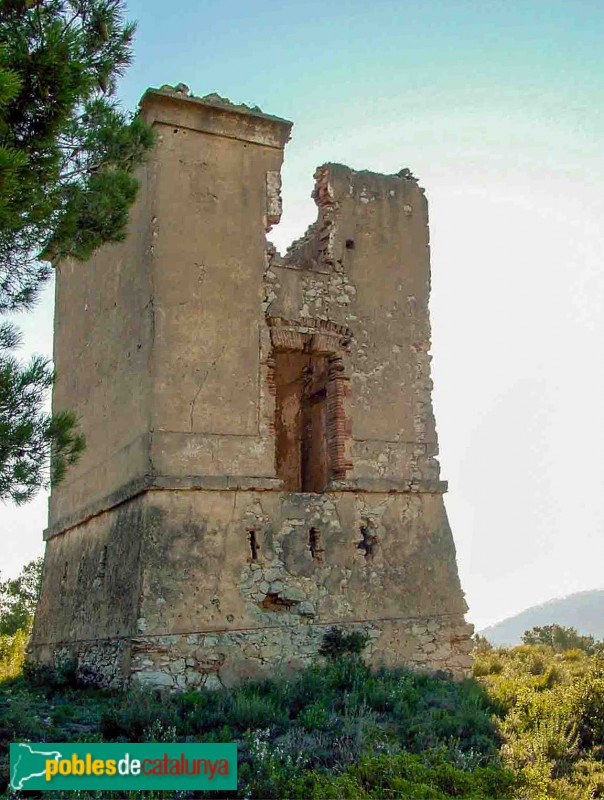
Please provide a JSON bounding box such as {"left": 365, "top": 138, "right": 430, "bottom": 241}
{"left": 267, "top": 317, "right": 352, "bottom": 492}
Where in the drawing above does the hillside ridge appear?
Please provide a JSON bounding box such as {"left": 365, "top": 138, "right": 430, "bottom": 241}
{"left": 480, "top": 588, "right": 604, "bottom": 645}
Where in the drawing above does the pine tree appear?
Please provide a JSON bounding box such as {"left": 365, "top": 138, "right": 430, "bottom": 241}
{"left": 522, "top": 624, "right": 596, "bottom": 653}
{"left": 0, "top": 0, "right": 154, "bottom": 503}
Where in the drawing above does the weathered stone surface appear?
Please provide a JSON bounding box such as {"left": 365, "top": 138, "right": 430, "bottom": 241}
{"left": 29, "top": 85, "right": 473, "bottom": 688}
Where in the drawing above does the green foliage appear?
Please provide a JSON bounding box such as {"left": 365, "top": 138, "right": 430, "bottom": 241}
{"left": 1, "top": 639, "right": 604, "bottom": 798}
{"left": 396, "top": 167, "right": 419, "bottom": 183}
{"left": 0, "top": 558, "right": 42, "bottom": 682}
{"left": 0, "top": 0, "right": 154, "bottom": 504}
{"left": 473, "top": 653, "right": 505, "bottom": 677}
{"left": 24, "top": 651, "right": 80, "bottom": 688}
{"left": 0, "top": 322, "right": 84, "bottom": 503}
{"left": 0, "top": 556, "right": 41, "bottom": 635}
{"left": 308, "top": 751, "right": 517, "bottom": 799}
{"left": 79, "top": 660, "right": 507, "bottom": 798}
{"left": 318, "top": 625, "right": 370, "bottom": 660}
{"left": 522, "top": 624, "right": 596, "bottom": 653}
{"left": 0, "top": 0, "right": 154, "bottom": 310}
{"left": 0, "top": 674, "right": 114, "bottom": 793}
{"left": 0, "top": 627, "right": 27, "bottom": 679}
{"left": 474, "top": 644, "right": 604, "bottom": 799}
{"left": 473, "top": 632, "right": 494, "bottom": 653}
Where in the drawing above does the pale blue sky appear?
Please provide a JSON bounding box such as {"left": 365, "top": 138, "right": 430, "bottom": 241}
{"left": 3, "top": 0, "right": 604, "bottom": 629}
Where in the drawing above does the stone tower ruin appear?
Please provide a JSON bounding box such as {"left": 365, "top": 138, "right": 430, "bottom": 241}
{"left": 30, "top": 86, "right": 473, "bottom": 688}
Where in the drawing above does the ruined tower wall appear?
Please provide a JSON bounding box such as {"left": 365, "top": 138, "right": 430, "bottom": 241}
{"left": 131, "top": 490, "right": 470, "bottom": 689}
{"left": 47, "top": 92, "right": 291, "bottom": 533}
{"left": 30, "top": 88, "right": 473, "bottom": 689}
{"left": 31, "top": 498, "right": 147, "bottom": 683}
{"left": 49, "top": 162, "right": 155, "bottom": 527}
{"left": 266, "top": 164, "right": 440, "bottom": 488}
{"left": 146, "top": 93, "right": 288, "bottom": 479}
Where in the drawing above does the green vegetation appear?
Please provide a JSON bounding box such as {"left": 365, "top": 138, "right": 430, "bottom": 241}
{"left": 480, "top": 591, "right": 604, "bottom": 646}
{"left": 474, "top": 642, "right": 604, "bottom": 799}
{"left": 0, "top": 557, "right": 41, "bottom": 681}
{"left": 0, "top": 622, "right": 603, "bottom": 798}
{"left": 521, "top": 624, "right": 600, "bottom": 654}
{"left": 0, "top": 0, "right": 153, "bottom": 504}
{"left": 1, "top": 657, "right": 515, "bottom": 799}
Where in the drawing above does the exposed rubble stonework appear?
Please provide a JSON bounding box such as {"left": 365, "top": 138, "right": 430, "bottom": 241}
{"left": 29, "top": 86, "right": 473, "bottom": 688}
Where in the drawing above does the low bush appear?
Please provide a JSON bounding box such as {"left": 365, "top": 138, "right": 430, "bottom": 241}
{"left": 318, "top": 625, "right": 369, "bottom": 660}
{"left": 475, "top": 645, "right": 604, "bottom": 799}
{"left": 0, "top": 629, "right": 27, "bottom": 680}
{"left": 0, "top": 639, "right": 603, "bottom": 798}
{"left": 3, "top": 657, "right": 508, "bottom": 798}
{"left": 303, "top": 751, "right": 517, "bottom": 798}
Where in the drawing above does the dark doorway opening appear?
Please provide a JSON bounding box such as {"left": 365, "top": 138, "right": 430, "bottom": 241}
{"left": 274, "top": 351, "right": 329, "bottom": 492}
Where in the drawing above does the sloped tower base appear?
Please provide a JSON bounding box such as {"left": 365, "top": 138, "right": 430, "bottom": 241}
{"left": 32, "top": 489, "right": 472, "bottom": 688}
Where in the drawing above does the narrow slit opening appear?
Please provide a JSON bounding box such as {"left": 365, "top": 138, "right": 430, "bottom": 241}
{"left": 98, "top": 545, "right": 108, "bottom": 580}
{"left": 309, "top": 527, "right": 325, "bottom": 563}
{"left": 358, "top": 525, "right": 378, "bottom": 562}
{"left": 60, "top": 561, "right": 68, "bottom": 590}
{"left": 248, "top": 529, "right": 259, "bottom": 561}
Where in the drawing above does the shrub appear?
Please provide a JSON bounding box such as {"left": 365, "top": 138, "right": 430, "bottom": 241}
{"left": 22, "top": 652, "right": 78, "bottom": 688}
{"left": 308, "top": 751, "right": 517, "bottom": 799}
{"left": 2, "top": 635, "right": 604, "bottom": 799}
{"left": 527, "top": 653, "right": 548, "bottom": 676}
{"left": 473, "top": 633, "right": 493, "bottom": 653}
{"left": 522, "top": 625, "right": 596, "bottom": 654}
{"left": 474, "top": 653, "right": 504, "bottom": 677}
{"left": 100, "top": 685, "right": 182, "bottom": 739}
{"left": 0, "top": 629, "right": 28, "bottom": 680}
{"left": 562, "top": 649, "right": 585, "bottom": 663}
{"left": 296, "top": 701, "right": 331, "bottom": 731}
{"left": 319, "top": 626, "right": 369, "bottom": 660}
{"left": 223, "top": 689, "right": 289, "bottom": 733}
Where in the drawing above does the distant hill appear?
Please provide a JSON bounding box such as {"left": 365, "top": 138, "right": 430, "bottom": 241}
{"left": 480, "top": 589, "right": 604, "bottom": 646}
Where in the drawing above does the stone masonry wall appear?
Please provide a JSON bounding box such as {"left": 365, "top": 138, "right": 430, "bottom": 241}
{"left": 31, "top": 485, "right": 472, "bottom": 688}
{"left": 263, "top": 164, "right": 441, "bottom": 490}
{"left": 129, "top": 616, "right": 472, "bottom": 691}
{"left": 130, "top": 487, "right": 472, "bottom": 687}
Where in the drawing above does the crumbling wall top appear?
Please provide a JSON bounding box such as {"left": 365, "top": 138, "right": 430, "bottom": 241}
{"left": 278, "top": 162, "right": 427, "bottom": 274}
